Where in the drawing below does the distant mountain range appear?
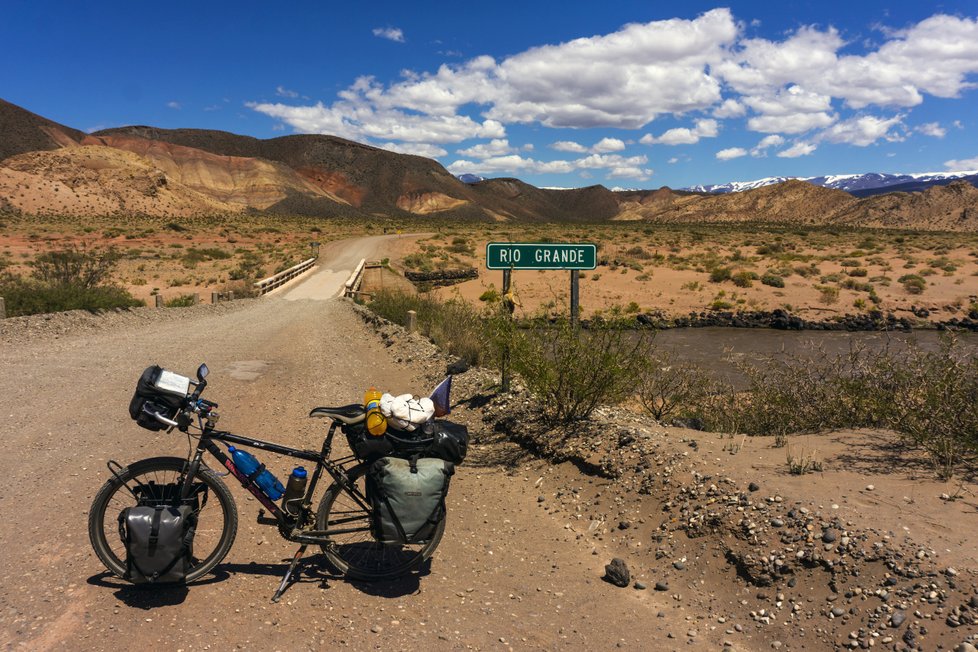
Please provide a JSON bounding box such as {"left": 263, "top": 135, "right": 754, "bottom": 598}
{"left": 686, "top": 170, "right": 978, "bottom": 197}
{"left": 1, "top": 98, "right": 977, "bottom": 231}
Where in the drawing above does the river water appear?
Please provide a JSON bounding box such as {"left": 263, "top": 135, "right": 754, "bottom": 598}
{"left": 648, "top": 328, "right": 978, "bottom": 386}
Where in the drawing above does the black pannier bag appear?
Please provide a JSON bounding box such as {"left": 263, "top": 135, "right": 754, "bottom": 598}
{"left": 345, "top": 420, "right": 469, "bottom": 464}
{"left": 117, "top": 482, "right": 201, "bottom": 583}
{"left": 423, "top": 420, "right": 468, "bottom": 464}
{"left": 129, "top": 365, "right": 189, "bottom": 431}
{"left": 368, "top": 457, "right": 453, "bottom": 545}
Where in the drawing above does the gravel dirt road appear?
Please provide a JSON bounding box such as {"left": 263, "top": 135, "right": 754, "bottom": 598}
{"left": 0, "top": 235, "right": 698, "bottom": 651}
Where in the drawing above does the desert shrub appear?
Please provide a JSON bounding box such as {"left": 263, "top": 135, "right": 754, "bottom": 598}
{"left": 228, "top": 251, "right": 265, "bottom": 281}
{"left": 884, "top": 338, "right": 978, "bottom": 479}
{"left": 731, "top": 270, "right": 758, "bottom": 288}
{"left": 761, "top": 273, "right": 785, "bottom": 288}
{"left": 164, "top": 294, "right": 197, "bottom": 308}
{"left": 847, "top": 267, "right": 868, "bottom": 277}
{"left": 479, "top": 287, "right": 500, "bottom": 302}
{"left": 793, "top": 264, "right": 820, "bottom": 278}
{"left": 369, "top": 289, "right": 487, "bottom": 365}
{"left": 625, "top": 245, "right": 652, "bottom": 260}
{"left": 638, "top": 350, "right": 715, "bottom": 421}
{"left": 756, "top": 243, "right": 784, "bottom": 255}
{"left": 696, "top": 339, "right": 978, "bottom": 478}
{"left": 509, "top": 318, "right": 652, "bottom": 425}
{"left": 816, "top": 285, "right": 840, "bottom": 304}
{"left": 898, "top": 274, "right": 926, "bottom": 294}
{"left": 710, "top": 267, "right": 732, "bottom": 283}
{"left": 0, "top": 247, "right": 142, "bottom": 316}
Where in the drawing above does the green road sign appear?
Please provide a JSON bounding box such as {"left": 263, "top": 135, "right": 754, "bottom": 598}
{"left": 486, "top": 242, "right": 597, "bottom": 270}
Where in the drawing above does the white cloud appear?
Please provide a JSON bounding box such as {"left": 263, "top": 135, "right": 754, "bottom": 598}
{"left": 203, "top": 104, "right": 221, "bottom": 112}
{"left": 640, "top": 118, "right": 718, "bottom": 145}
{"left": 486, "top": 9, "right": 736, "bottom": 129}
{"left": 916, "top": 122, "right": 946, "bottom": 138}
{"left": 378, "top": 142, "right": 448, "bottom": 157}
{"left": 944, "top": 156, "right": 978, "bottom": 170}
{"left": 373, "top": 27, "right": 405, "bottom": 43}
{"left": 747, "top": 112, "right": 835, "bottom": 134}
{"left": 716, "top": 147, "right": 747, "bottom": 160}
{"left": 276, "top": 86, "right": 299, "bottom": 99}
{"left": 713, "top": 98, "right": 746, "bottom": 118}
{"left": 608, "top": 166, "right": 653, "bottom": 180}
{"left": 953, "top": 120, "right": 964, "bottom": 129}
{"left": 551, "top": 140, "right": 587, "bottom": 153}
{"left": 446, "top": 155, "right": 574, "bottom": 176}
{"left": 247, "top": 99, "right": 506, "bottom": 143}
{"left": 575, "top": 153, "right": 648, "bottom": 170}
{"left": 456, "top": 138, "right": 516, "bottom": 158}
{"left": 750, "top": 134, "right": 785, "bottom": 157}
{"left": 271, "top": 123, "right": 285, "bottom": 132}
{"left": 166, "top": 101, "right": 181, "bottom": 110}
{"left": 247, "top": 10, "right": 978, "bottom": 172}
{"left": 777, "top": 141, "right": 817, "bottom": 158}
{"left": 820, "top": 115, "right": 904, "bottom": 146}
{"left": 667, "top": 157, "right": 680, "bottom": 164}
{"left": 592, "top": 137, "right": 626, "bottom": 153}
{"left": 446, "top": 152, "right": 651, "bottom": 180}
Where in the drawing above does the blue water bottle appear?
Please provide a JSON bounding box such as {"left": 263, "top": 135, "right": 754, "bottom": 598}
{"left": 228, "top": 446, "right": 285, "bottom": 500}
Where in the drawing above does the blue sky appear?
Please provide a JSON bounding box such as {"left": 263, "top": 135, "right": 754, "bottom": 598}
{"left": 3, "top": 0, "right": 978, "bottom": 189}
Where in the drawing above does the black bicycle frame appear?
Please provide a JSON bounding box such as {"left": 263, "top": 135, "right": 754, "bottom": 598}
{"left": 182, "top": 420, "right": 372, "bottom": 544}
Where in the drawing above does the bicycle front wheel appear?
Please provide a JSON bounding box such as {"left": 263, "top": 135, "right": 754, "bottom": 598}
{"left": 316, "top": 465, "right": 445, "bottom": 581}
{"left": 88, "top": 456, "right": 238, "bottom": 582}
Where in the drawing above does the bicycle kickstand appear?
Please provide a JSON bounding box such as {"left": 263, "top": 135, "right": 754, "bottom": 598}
{"left": 271, "top": 544, "right": 308, "bottom": 603}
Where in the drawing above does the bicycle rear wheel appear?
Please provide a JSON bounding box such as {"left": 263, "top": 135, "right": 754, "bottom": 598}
{"left": 316, "top": 465, "right": 444, "bottom": 581}
{"left": 88, "top": 456, "right": 238, "bottom": 582}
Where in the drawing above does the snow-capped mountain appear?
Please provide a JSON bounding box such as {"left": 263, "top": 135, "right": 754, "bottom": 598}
{"left": 686, "top": 170, "right": 978, "bottom": 197}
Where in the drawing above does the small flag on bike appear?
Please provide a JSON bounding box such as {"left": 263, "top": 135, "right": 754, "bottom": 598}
{"left": 429, "top": 376, "right": 452, "bottom": 417}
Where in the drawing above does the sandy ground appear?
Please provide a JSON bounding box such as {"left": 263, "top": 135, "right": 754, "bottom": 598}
{"left": 0, "top": 235, "right": 716, "bottom": 651}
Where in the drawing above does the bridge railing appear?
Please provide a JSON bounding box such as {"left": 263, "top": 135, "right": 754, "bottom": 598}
{"left": 254, "top": 257, "right": 317, "bottom": 296}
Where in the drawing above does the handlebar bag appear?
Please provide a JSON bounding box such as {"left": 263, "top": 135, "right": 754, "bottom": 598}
{"left": 128, "top": 365, "right": 189, "bottom": 431}
{"left": 118, "top": 502, "right": 197, "bottom": 583}
{"left": 368, "top": 457, "right": 453, "bottom": 545}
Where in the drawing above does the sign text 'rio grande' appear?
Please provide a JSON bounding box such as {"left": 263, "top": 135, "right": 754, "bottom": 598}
{"left": 486, "top": 242, "right": 597, "bottom": 270}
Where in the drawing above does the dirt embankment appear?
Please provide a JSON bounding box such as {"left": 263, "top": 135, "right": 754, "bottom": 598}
{"left": 359, "top": 304, "right": 978, "bottom": 652}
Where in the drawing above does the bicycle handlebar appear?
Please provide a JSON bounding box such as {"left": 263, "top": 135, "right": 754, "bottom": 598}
{"left": 144, "top": 405, "right": 180, "bottom": 428}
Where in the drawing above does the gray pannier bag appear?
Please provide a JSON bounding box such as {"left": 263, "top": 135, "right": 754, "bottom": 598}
{"left": 118, "top": 483, "right": 199, "bottom": 583}
{"left": 368, "top": 457, "right": 453, "bottom": 545}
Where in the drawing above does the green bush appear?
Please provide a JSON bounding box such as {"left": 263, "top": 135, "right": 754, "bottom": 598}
{"left": 761, "top": 273, "right": 785, "bottom": 288}
{"left": 898, "top": 274, "right": 926, "bottom": 294}
{"left": 369, "top": 289, "right": 487, "bottom": 365}
{"left": 709, "top": 267, "right": 732, "bottom": 283}
{"left": 0, "top": 247, "right": 142, "bottom": 316}
{"left": 510, "top": 319, "right": 652, "bottom": 425}
{"left": 165, "top": 294, "right": 197, "bottom": 308}
{"left": 638, "top": 350, "right": 715, "bottom": 421}
{"left": 731, "top": 270, "right": 758, "bottom": 288}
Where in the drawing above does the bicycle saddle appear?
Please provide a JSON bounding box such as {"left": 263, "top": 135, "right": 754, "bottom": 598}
{"left": 309, "top": 404, "right": 366, "bottom": 425}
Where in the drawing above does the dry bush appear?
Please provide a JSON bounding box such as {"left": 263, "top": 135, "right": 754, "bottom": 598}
{"left": 637, "top": 349, "right": 715, "bottom": 422}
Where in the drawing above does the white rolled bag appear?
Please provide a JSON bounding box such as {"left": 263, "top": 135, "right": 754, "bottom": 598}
{"left": 379, "top": 393, "right": 435, "bottom": 431}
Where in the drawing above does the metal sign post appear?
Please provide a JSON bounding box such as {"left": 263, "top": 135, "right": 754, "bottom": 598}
{"left": 486, "top": 242, "right": 596, "bottom": 391}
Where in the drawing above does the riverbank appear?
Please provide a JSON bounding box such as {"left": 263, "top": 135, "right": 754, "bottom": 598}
{"left": 351, "top": 300, "right": 978, "bottom": 652}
